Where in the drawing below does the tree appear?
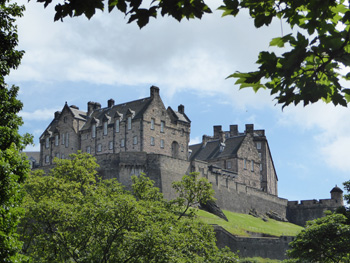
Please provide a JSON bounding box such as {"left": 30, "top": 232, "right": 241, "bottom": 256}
{"left": 20, "top": 153, "right": 239, "bottom": 262}
{"left": 287, "top": 213, "right": 350, "bottom": 263}
{"left": 171, "top": 172, "right": 215, "bottom": 220}
{"left": 31, "top": 0, "right": 350, "bottom": 107}
{"left": 0, "top": 0, "right": 32, "bottom": 262}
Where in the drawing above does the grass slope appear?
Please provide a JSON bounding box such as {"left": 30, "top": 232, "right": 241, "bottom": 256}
{"left": 197, "top": 209, "right": 303, "bottom": 237}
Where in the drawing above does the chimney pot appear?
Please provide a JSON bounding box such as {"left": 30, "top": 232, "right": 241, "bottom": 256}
{"left": 150, "top": 86, "right": 160, "bottom": 98}
{"left": 178, "top": 104, "right": 184, "bottom": 114}
{"left": 213, "top": 125, "right": 222, "bottom": 139}
{"left": 108, "top": 99, "right": 115, "bottom": 108}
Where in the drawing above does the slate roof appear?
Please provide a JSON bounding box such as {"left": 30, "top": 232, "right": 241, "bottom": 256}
{"left": 81, "top": 97, "right": 153, "bottom": 131}
{"left": 189, "top": 135, "right": 245, "bottom": 161}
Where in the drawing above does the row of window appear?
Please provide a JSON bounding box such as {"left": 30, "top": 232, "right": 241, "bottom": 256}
{"left": 151, "top": 119, "right": 165, "bottom": 132}
{"left": 85, "top": 137, "right": 165, "bottom": 153}
{"left": 92, "top": 118, "right": 167, "bottom": 138}
{"left": 243, "top": 159, "right": 263, "bottom": 172}
{"left": 45, "top": 133, "right": 69, "bottom": 148}
{"left": 45, "top": 153, "right": 66, "bottom": 163}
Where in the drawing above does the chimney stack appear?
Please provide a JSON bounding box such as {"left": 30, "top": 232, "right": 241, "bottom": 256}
{"left": 108, "top": 99, "right": 115, "bottom": 108}
{"left": 178, "top": 104, "right": 184, "bottom": 114}
{"left": 213, "top": 125, "right": 222, "bottom": 139}
{"left": 230, "top": 125, "right": 238, "bottom": 137}
{"left": 150, "top": 86, "right": 160, "bottom": 98}
{"left": 245, "top": 124, "right": 254, "bottom": 134}
{"left": 54, "top": 111, "right": 60, "bottom": 119}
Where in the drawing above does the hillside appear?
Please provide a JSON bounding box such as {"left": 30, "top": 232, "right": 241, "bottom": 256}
{"left": 197, "top": 209, "right": 303, "bottom": 237}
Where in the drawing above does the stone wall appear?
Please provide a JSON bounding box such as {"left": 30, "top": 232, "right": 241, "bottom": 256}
{"left": 192, "top": 160, "right": 288, "bottom": 219}
{"left": 287, "top": 198, "right": 341, "bottom": 226}
{"left": 214, "top": 225, "right": 293, "bottom": 260}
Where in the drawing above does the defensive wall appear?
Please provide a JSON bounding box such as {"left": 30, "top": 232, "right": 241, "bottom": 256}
{"left": 287, "top": 198, "right": 341, "bottom": 226}
{"left": 35, "top": 152, "right": 342, "bottom": 227}
{"left": 192, "top": 159, "right": 288, "bottom": 219}
{"left": 213, "top": 225, "right": 293, "bottom": 260}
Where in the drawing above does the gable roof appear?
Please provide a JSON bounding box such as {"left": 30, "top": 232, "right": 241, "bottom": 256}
{"left": 81, "top": 97, "right": 153, "bottom": 131}
{"left": 40, "top": 104, "right": 87, "bottom": 139}
{"left": 189, "top": 135, "right": 245, "bottom": 161}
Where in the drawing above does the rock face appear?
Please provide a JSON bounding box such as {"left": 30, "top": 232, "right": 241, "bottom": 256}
{"left": 200, "top": 200, "right": 228, "bottom": 221}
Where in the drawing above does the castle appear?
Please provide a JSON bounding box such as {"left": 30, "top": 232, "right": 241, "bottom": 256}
{"left": 38, "top": 86, "right": 343, "bottom": 226}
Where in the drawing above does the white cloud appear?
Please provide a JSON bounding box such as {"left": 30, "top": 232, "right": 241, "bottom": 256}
{"left": 19, "top": 108, "right": 60, "bottom": 121}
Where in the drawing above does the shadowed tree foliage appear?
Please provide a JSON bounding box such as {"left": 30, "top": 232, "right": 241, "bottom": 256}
{"left": 0, "top": 0, "right": 32, "bottom": 261}
{"left": 31, "top": 0, "right": 350, "bottom": 108}
{"left": 19, "top": 153, "right": 239, "bottom": 262}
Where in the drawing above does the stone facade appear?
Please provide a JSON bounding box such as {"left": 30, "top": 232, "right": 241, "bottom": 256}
{"left": 39, "top": 86, "right": 190, "bottom": 166}
{"left": 189, "top": 124, "right": 278, "bottom": 196}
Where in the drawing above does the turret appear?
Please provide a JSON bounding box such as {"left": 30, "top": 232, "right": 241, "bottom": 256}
{"left": 330, "top": 185, "right": 343, "bottom": 205}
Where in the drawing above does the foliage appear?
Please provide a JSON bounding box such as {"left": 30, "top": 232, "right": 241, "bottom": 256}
{"left": 31, "top": 0, "right": 350, "bottom": 107}
{"left": 0, "top": 0, "right": 32, "bottom": 262}
{"left": 287, "top": 213, "right": 350, "bottom": 263}
{"left": 172, "top": 172, "right": 215, "bottom": 220}
{"left": 20, "top": 153, "right": 239, "bottom": 262}
{"left": 240, "top": 257, "right": 282, "bottom": 263}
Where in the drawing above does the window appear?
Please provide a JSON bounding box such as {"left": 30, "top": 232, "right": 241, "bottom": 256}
{"left": 244, "top": 159, "right": 247, "bottom": 169}
{"left": 45, "top": 137, "right": 49, "bottom": 148}
{"left": 260, "top": 163, "right": 263, "bottom": 171}
{"left": 55, "top": 153, "right": 60, "bottom": 158}
{"left": 64, "top": 116, "right": 67, "bottom": 123}
{"left": 151, "top": 137, "right": 155, "bottom": 146}
{"left": 160, "top": 121, "right": 165, "bottom": 132}
{"left": 160, "top": 139, "right": 164, "bottom": 148}
{"left": 55, "top": 134, "right": 59, "bottom": 146}
{"left": 251, "top": 160, "right": 254, "bottom": 172}
{"left": 86, "top": 146, "right": 91, "bottom": 154}
{"left": 227, "top": 161, "right": 232, "bottom": 169}
{"left": 259, "top": 153, "right": 262, "bottom": 159}
{"left": 97, "top": 144, "right": 102, "bottom": 152}
{"left": 115, "top": 119, "right": 120, "bottom": 133}
{"left": 61, "top": 154, "right": 65, "bottom": 159}
{"left": 127, "top": 116, "right": 132, "bottom": 130}
{"left": 256, "top": 142, "right": 262, "bottom": 150}
{"left": 133, "top": 136, "right": 138, "bottom": 145}
{"left": 121, "top": 139, "right": 125, "bottom": 147}
{"left": 109, "top": 141, "right": 113, "bottom": 150}
{"left": 61, "top": 133, "right": 65, "bottom": 145}
{"left": 45, "top": 155, "right": 49, "bottom": 163}
{"left": 65, "top": 132, "right": 69, "bottom": 148}
{"left": 103, "top": 121, "right": 108, "bottom": 135}
{"left": 151, "top": 118, "right": 155, "bottom": 130}
{"left": 92, "top": 124, "right": 96, "bottom": 138}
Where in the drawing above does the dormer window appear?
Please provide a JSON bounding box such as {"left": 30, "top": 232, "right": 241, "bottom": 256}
{"left": 127, "top": 116, "right": 132, "bottom": 130}
{"left": 115, "top": 119, "right": 120, "bottom": 133}
{"left": 45, "top": 137, "right": 49, "bottom": 148}
{"left": 103, "top": 121, "right": 108, "bottom": 136}
{"left": 92, "top": 123, "right": 96, "bottom": 138}
{"left": 219, "top": 142, "right": 225, "bottom": 152}
{"left": 55, "top": 134, "right": 59, "bottom": 146}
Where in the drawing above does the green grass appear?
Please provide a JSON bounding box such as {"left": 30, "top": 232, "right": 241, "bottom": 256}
{"left": 196, "top": 209, "right": 303, "bottom": 237}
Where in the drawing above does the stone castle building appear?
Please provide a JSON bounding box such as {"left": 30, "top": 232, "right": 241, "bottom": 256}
{"left": 39, "top": 86, "right": 343, "bottom": 226}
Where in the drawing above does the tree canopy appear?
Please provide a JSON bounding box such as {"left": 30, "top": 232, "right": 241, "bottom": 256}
{"left": 19, "top": 152, "right": 239, "bottom": 262}
{"left": 31, "top": 0, "right": 350, "bottom": 108}
{"left": 0, "top": 0, "right": 32, "bottom": 261}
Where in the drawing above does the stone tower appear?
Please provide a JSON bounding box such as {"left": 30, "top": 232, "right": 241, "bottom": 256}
{"left": 330, "top": 185, "right": 343, "bottom": 205}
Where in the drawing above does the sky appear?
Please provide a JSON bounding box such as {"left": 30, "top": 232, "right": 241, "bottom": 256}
{"left": 7, "top": 0, "right": 350, "bottom": 202}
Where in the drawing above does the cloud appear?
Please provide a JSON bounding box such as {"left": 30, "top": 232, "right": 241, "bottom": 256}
{"left": 19, "top": 108, "right": 60, "bottom": 121}
{"left": 277, "top": 103, "right": 350, "bottom": 172}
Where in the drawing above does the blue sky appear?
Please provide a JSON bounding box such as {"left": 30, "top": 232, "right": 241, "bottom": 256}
{"left": 8, "top": 0, "right": 350, "bottom": 202}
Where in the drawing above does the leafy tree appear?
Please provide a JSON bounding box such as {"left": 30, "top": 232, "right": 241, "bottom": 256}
{"left": 31, "top": 0, "right": 350, "bottom": 107}
{"left": 0, "top": 0, "right": 32, "bottom": 261}
{"left": 287, "top": 213, "right": 350, "bottom": 263}
{"left": 172, "top": 172, "right": 215, "bottom": 220}
{"left": 20, "top": 153, "right": 239, "bottom": 262}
